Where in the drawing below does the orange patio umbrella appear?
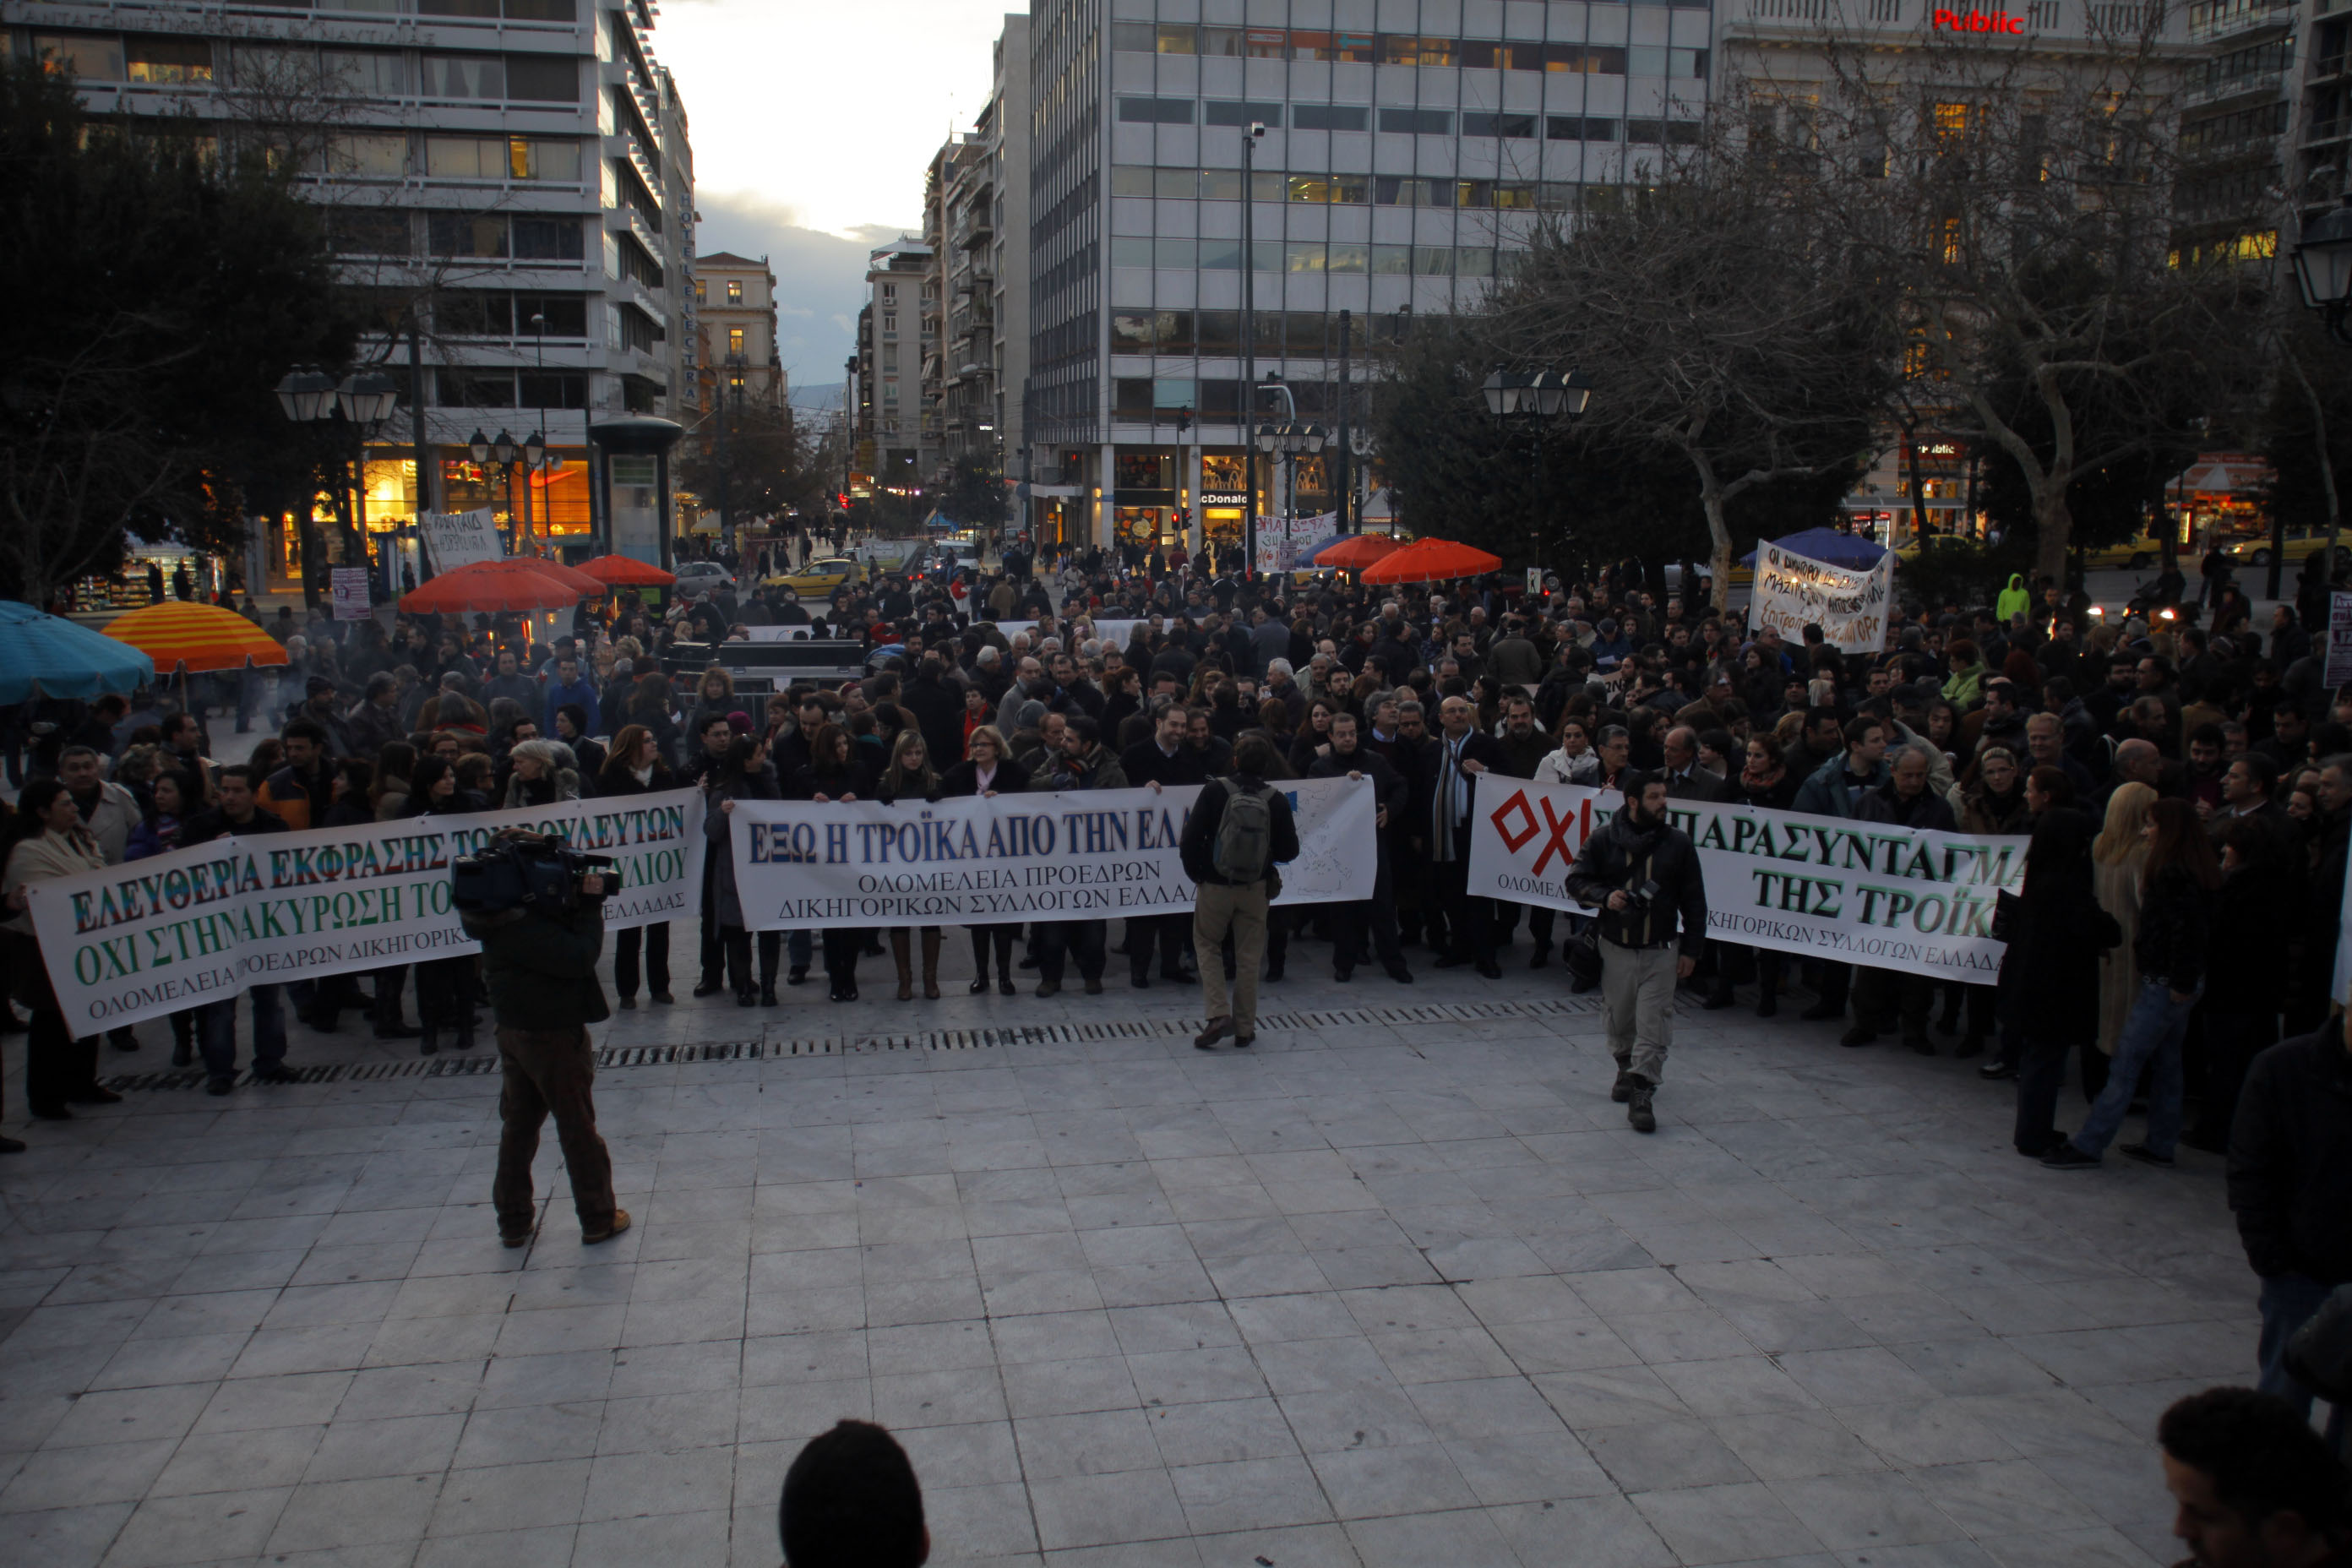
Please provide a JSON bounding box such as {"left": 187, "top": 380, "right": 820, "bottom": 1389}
{"left": 574, "top": 553, "right": 677, "bottom": 588}
{"left": 105, "top": 602, "right": 288, "bottom": 674}
{"left": 1359, "top": 538, "right": 1505, "bottom": 585}
{"left": 400, "top": 558, "right": 586, "bottom": 614}
{"left": 504, "top": 554, "right": 604, "bottom": 595}
{"left": 1313, "top": 532, "right": 1403, "bottom": 570}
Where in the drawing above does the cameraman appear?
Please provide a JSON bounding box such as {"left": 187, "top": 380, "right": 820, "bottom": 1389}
{"left": 460, "top": 830, "right": 628, "bottom": 1247}
{"left": 1565, "top": 771, "right": 1707, "bottom": 1135}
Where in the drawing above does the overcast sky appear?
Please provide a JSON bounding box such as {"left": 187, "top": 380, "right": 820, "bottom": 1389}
{"left": 656, "top": 0, "right": 1015, "bottom": 400}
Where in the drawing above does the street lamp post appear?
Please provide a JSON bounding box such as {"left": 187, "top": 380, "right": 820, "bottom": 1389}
{"left": 276, "top": 365, "right": 397, "bottom": 601}
{"left": 1253, "top": 389, "right": 1327, "bottom": 574}
{"left": 2289, "top": 201, "right": 2352, "bottom": 601}
{"left": 1482, "top": 367, "right": 1592, "bottom": 591}
{"left": 1239, "top": 120, "right": 1267, "bottom": 579}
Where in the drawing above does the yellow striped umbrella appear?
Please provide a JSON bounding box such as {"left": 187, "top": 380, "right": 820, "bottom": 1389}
{"left": 105, "top": 602, "right": 290, "bottom": 674}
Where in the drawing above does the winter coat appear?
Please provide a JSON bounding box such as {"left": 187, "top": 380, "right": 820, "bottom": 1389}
{"left": 1563, "top": 808, "right": 1709, "bottom": 958}
{"left": 70, "top": 780, "right": 140, "bottom": 865}
{"left": 2228, "top": 1029, "right": 2352, "bottom": 1284}
{"left": 705, "top": 767, "right": 778, "bottom": 929}
{"left": 1959, "top": 783, "right": 2032, "bottom": 836}
{"left": 1535, "top": 747, "right": 1603, "bottom": 787}
{"left": 1178, "top": 773, "right": 1299, "bottom": 889}
{"left": 1995, "top": 813, "right": 2121, "bottom": 1042}
{"left": 1790, "top": 753, "right": 1890, "bottom": 819}
{"left": 2203, "top": 862, "right": 2293, "bottom": 1014}
{"left": 3, "top": 827, "right": 106, "bottom": 937}
{"left": 460, "top": 902, "right": 609, "bottom": 1029}
{"left": 2131, "top": 863, "right": 2211, "bottom": 994}
{"left": 1856, "top": 779, "right": 1957, "bottom": 833}
{"left": 503, "top": 767, "right": 583, "bottom": 810}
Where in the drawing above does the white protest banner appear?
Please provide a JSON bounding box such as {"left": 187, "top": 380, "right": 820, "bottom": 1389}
{"left": 28, "top": 791, "right": 705, "bottom": 1032}
{"left": 330, "top": 567, "right": 373, "bottom": 622}
{"left": 1467, "top": 778, "right": 2024, "bottom": 979}
{"left": 2326, "top": 591, "right": 2352, "bottom": 690}
{"left": 982, "top": 619, "right": 1146, "bottom": 651}
{"left": 729, "top": 777, "right": 1375, "bottom": 930}
{"left": 1750, "top": 543, "right": 1893, "bottom": 655}
{"left": 1254, "top": 516, "right": 1337, "bottom": 576}
{"left": 419, "top": 508, "right": 503, "bottom": 572}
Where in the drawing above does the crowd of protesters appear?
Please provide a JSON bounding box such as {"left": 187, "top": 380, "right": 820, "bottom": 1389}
{"left": 0, "top": 531, "right": 2346, "bottom": 1439}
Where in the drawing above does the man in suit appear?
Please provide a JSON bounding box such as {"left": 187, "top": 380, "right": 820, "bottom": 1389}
{"left": 1418, "top": 694, "right": 1507, "bottom": 977}
{"left": 1660, "top": 726, "right": 1731, "bottom": 803}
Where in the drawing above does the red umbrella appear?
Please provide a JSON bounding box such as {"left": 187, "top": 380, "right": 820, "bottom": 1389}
{"left": 1315, "top": 533, "right": 1403, "bottom": 570}
{"left": 574, "top": 553, "right": 677, "bottom": 587}
{"left": 1359, "top": 538, "right": 1505, "bottom": 585}
{"left": 508, "top": 554, "right": 605, "bottom": 595}
{"left": 400, "top": 558, "right": 586, "bottom": 614}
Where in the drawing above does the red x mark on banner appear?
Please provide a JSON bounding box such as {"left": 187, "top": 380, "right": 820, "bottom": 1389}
{"left": 1530, "top": 793, "right": 1585, "bottom": 877}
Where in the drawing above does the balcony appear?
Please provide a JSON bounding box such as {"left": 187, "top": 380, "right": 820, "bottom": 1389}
{"left": 2186, "top": 65, "right": 2288, "bottom": 106}
{"left": 2189, "top": 0, "right": 2296, "bottom": 43}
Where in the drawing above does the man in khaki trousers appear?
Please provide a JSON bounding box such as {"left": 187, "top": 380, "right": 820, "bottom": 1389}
{"left": 1179, "top": 736, "right": 1300, "bottom": 1050}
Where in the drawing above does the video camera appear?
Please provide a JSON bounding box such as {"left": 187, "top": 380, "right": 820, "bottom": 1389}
{"left": 1620, "top": 877, "right": 1663, "bottom": 913}
{"left": 452, "top": 831, "right": 615, "bottom": 915}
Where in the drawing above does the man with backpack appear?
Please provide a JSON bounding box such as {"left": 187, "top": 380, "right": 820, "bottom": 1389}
{"left": 1179, "top": 735, "right": 1300, "bottom": 1050}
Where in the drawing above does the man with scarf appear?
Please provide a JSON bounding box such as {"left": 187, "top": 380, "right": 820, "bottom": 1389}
{"left": 1565, "top": 771, "right": 1708, "bottom": 1133}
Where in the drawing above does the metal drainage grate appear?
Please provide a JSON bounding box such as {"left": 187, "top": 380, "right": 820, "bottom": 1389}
{"left": 101, "top": 994, "right": 1614, "bottom": 1092}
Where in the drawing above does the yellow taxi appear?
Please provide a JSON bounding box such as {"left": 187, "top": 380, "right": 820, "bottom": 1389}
{"left": 763, "top": 557, "right": 862, "bottom": 600}
{"left": 2080, "top": 532, "right": 2165, "bottom": 571}
{"left": 2219, "top": 526, "right": 2352, "bottom": 571}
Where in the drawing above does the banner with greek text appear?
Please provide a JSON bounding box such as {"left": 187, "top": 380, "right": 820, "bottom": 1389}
{"left": 27, "top": 791, "right": 706, "bottom": 1032}
{"left": 1467, "top": 778, "right": 2023, "bottom": 978}
{"left": 1750, "top": 543, "right": 1893, "bottom": 655}
{"left": 727, "top": 777, "right": 1376, "bottom": 929}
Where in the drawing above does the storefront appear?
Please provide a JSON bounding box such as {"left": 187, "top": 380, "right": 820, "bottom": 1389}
{"left": 1199, "top": 452, "right": 1250, "bottom": 547}
{"left": 1113, "top": 449, "right": 1178, "bottom": 548}
{"left": 2170, "top": 454, "right": 2271, "bottom": 548}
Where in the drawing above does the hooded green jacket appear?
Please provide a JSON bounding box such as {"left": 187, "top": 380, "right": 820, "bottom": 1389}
{"left": 1995, "top": 573, "right": 2030, "bottom": 625}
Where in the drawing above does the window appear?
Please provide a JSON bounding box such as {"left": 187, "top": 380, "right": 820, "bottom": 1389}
{"left": 1155, "top": 167, "right": 1196, "bottom": 198}
{"left": 1112, "top": 313, "right": 1154, "bottom": 354}
{"left": 1380, "top": 35, "right": 1456, "bottom": 65}
{"left": 1285, "top": 240, "right": 1326, "bottom": 272}
{"left": 1204, "top": 101, "right": 1284, "bottom": 128}
{"left": 727, "top": 327, "right": 746, "bottom": 354}
{"left": 1112, "top": 166, "right": 1152, "bottom": 197}
{"left": 1461, "top": 41, "right": 1543, "bottom": 69}
{"left": 1546, "top": 44, "right": 1629, "bottom": 74}
{"left": 1371, "top": 244, "right": 1413, "bottom": 275}
{"left": 1456, "top": 180, "right": 1494, "bottom": 208}
{"left": 1113, "top": 23, "right": 1198, "bottom": 52}
{"left": 1112, "top": 237, "right": 1154, "bottom": 267}
{"left": 519, "top": 294, "right": 587, "bottom": 335}
{"left": 419, "top": 0, "right": 499, "bottom": 15}
{"left": 1111, "top": 22, "right": 1154, "bottom": 51}
{"left": 1154, "top": 237, "right": 1198, "bottom": 268}
{"left": 614, "top": 306, "right": 662, "bottom": 355}
{"left": 1326, "top": 243, "right": 1368, "bottom": 273}
{"left": 513, "top": 216, "right": 584, "bottom": 259}
{"left": 1118, "top": 97, "right": 1195, "bottom": 125}
{"left": 882, "top": 343, "right": 901, "bottom": 369}
{"left": 438, "top": 292, "right": 511, "bottom": 336}
{"left": 1293, "top": 104, "right": 1369, "bottom": 130}
{"left": 33, "top": 34, "right": 125, "bottom": 81}
{"left": 317, "top": 133, "right": 408, "bottom": 177}
{"left": 1665, "top": 120, "right": 1704, "bottom": 145}
{"left": 1462, "top": 112, "right": 1538, "bottom": 139}
{"left": 1672, "top": 48, "right": 1710, "bottom": 77}
{"left": 517, "top": 372, "right": 589, "bottom": 409}
{"left": 1933, "top": 101, "right": 1970, "bottom": 142}
{"left": 514, "top": 138, "right": 581, "bottom": 180}
{"left": 420, "top": 53, "right": 504, "bottom": 98}
{"left": 727, "top": 279, "right": 743, "bottom": 304}
{"left": 1629, "top": 46, "right": 1668, "bottom": 76}
{"left": 1495, "top": 182, "right": 1538, "bottom": 209}
{"left": 330, "top": 208, "right": 412, "bottom": 256}
{"left": 428, "top": 211, "right": 509, "bottom": 258}
{"left": 1157, "top": 24, "right": 1198, "bottom": 52}
{"left": 1331, "top": 174, "right": 1367, "bottom": 204}
{"left": 1458, "top": 249, "right": 1496, "bottom": 278}
{"left": 1198, "top": 27, "right": 1245, "bottom": 55}
{"left": 505, "top": 55, "right": 579, "bottom": 101}
{"left": 1375, "top": 176, "right": 1453, "bottom": 206}
{"left": 1195, "top": 311, "right": 1240, "bottom": 355}
{"left": 1288, "top": 174, "right": 1334, "bottom": 203}
{"left": 1245, "top": 28, "right": 1288, "bottom": 57}
{"left": 1626, "top": 118, "right": 1664, "bottom": 143}
{"left": 126, "top": 38, "right": 213, "bottom": 84}
{"left": 438, "top": 369, "right": 515, "bottom": 407}
{"left": 1379, "top": 108, "right": 1453, "bottom": 134}
{"left": 1156, "top": 311, "right": 1195, "bottom": 353}
{"left": 322, "top": 49, "right": 408, "bottom": 95}
{"left": 427, "top": 135, "right": 509, "bottom": 177}
{"left": 1547, "top": 116, "right": 1619, "bottom": 142}
{"left": 881, "top": 284, "right": 896, "bottom": 301}
{"left": 881, "top": 312, "right": 896, "bottom": 335}
{"left": 1416, "top": 246, "right": 1455, "bottom": 275}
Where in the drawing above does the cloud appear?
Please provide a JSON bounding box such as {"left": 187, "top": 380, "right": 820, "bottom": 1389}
{"left": 695, "top": 191, "right": 917, "bottom": 392}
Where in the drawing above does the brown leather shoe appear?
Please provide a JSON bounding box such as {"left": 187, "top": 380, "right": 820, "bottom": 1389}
{"left": 581, "top": 1209, "right": 632, "bottom": 1244}
{"left": 1193, "top": 1016, "right": 1233, "bottom": 1049}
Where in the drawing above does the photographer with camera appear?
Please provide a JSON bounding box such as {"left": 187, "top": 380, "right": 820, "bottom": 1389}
{"left": 1565, "top": 771, "right": 1708, "bottom": 1134}
{"left": 456, "top": 829, "right": 627, "bottom": 1247}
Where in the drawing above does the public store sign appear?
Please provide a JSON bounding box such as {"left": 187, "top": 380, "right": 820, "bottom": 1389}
{"left": 1750, "top": 543, "right": 1893, "bottom": 656}
{"left": 1468, "top": 779, "right": 2027, "bottom": 977}
{"left": 28, "top": 792, "right": 706, "bottom": 1030}
{"left": 1931, "top": 7, "right": 2027, "bottom": 30}
{"left": 728, "top": 777, "right": 1376, "bottom": 929}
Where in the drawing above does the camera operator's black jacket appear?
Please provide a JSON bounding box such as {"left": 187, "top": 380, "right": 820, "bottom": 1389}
{"left": 460, "top": 904, "right": 610, "bottom": 1030}
{"left": 1564, "top": 808, "right": 1708, "bottom": 959}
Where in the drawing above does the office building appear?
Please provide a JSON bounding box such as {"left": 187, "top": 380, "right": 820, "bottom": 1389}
{"left": 1022, "top": 0, "right": 1713, "bottom": 553}
{"left": 936, "top": 14, "right": 1034, "bottom": 499}
{"left": 855, "top": 237, "right": 935, "bottom": 498}
{"left": 4, "top": 0, "right": 697, "bottom": 586}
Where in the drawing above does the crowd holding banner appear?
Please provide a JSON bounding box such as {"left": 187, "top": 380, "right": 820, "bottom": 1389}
{"left": 24, "top": 792, "right": 704, "bottom": 1032}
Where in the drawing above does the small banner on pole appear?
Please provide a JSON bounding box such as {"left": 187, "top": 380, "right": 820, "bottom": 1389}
{"left": 1750, "top": 543, "right": 1894, "bottom": 655}
{"left": 329, "top": 567, "right": 373, "bottom": 621}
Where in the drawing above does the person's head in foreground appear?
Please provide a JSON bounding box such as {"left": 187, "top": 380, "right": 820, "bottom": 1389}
{"left": 2159, "top": 1387, "right": 2347, "bottom": 1568}
{"left": 780, "top": 1419, "right": 927, "bottom": 1568}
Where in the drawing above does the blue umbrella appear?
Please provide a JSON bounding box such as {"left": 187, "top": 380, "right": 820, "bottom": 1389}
{"left": 0, "top": 601, "right": 156, "bottom": 703}
{"left": 1740, "top": 526, "right": 1888, "bottom": 570}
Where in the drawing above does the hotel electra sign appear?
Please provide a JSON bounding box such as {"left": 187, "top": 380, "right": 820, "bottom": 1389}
{"left": 1931, "top": 7, "right": 2027, "bottom": 30}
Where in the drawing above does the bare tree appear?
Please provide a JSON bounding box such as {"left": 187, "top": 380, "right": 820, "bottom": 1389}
{"left": 1766, "top": 14, "right": 2261, "bottom": 589}
{"left": 1481, "top": 112, "right": 1892, "bottom": 610}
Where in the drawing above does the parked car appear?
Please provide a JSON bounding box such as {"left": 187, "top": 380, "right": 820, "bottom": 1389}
{"left": 672, "top": 560, "right": 734, "bottom": 594}
{"left": 2220, "top": 525, "right": 2352, "bottom": 571}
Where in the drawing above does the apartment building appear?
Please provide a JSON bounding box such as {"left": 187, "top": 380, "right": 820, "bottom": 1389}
{"left": 696, "top": 251, "right": 786, "bottom": 410}
{"left": 855, "top": 237, "right": 936, "bottom": 498}
{"left": 4, "top": 0, "right": 695, "bottom": 585}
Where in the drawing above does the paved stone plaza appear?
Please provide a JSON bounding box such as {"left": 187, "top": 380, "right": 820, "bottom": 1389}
{"left": 0, "top": 956, "right": 2255, "bottom": 1568}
